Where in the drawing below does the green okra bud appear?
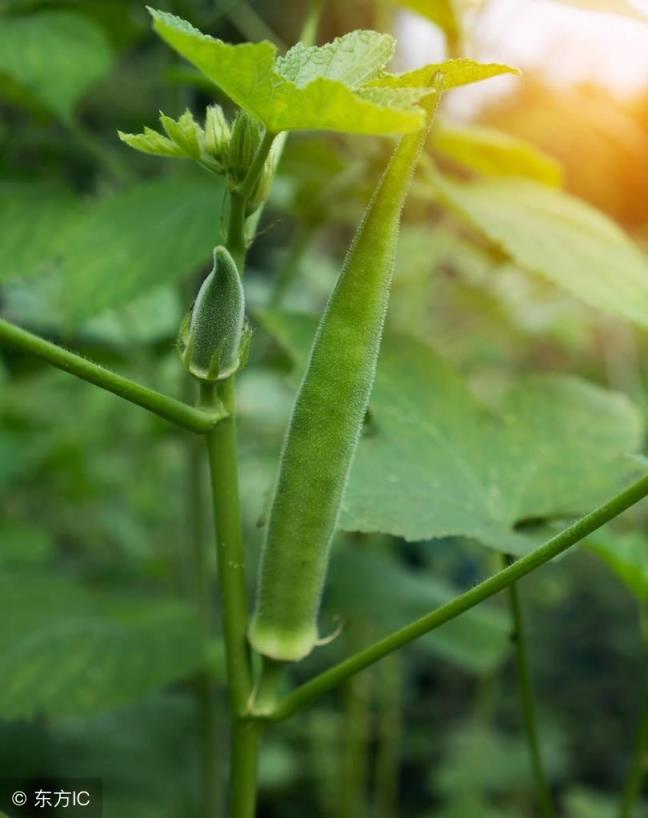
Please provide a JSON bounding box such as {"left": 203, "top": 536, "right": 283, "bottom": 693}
{"left": 179, "top": 246, "right": 248, "bottom": 382}
{"left": 246, "top": 138, "right": 281, "bottom": 215}
{"left": 248, "top": 90, "right": 442, "bottom": 664}
{"left": 227, "top": 111, "right": 263, "bottom": 184}
{"left": 204, "top": 104, "right": 230, "bottom": 162}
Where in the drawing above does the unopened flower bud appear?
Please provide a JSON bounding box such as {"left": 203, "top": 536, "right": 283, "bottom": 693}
{"left": 227, "top": 111, "right": 263, "bottom": 184}
{"left": 204, "top": 105, "right": 230, "bottom": 161}
{"left": 179, "top": 246, "right": 248, "bottom": 382}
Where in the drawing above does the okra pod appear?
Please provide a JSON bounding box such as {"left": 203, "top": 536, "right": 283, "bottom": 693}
{"left": 249, "top": 91, "right": 441, "bottom": 662}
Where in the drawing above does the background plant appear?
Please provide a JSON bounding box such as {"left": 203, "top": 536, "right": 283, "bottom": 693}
{"left": 1, "top": 1, "right": 648, "bottom": 817}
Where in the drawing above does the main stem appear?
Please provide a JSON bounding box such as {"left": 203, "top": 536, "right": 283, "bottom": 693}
{"left": 202, "top": 378, "right": 258, "bottom": 817}
{"left": 504, "top": 559, "right": 554, "bottom": 817}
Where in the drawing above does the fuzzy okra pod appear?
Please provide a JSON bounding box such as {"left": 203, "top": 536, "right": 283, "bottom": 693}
{"left": 249, "top": 91, "right": 441, "bottom": 663}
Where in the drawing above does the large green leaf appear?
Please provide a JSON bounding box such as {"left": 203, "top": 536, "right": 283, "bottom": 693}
{"left": 0, "top": 183, "right": 82, "bottom": 284}
{"left": 0, "top": 573, "right": 205, "bottom": 718}
{"left": 149, "top": 9, "right": 514, "bottom": 135}
{"left": 434, "top": 124, "right": 563, "bottom": 186}
{"left": 0, "top": 11, "right": 113, "bottom": 121}
{"left": 262, "top": 312, "right": 643, "bottom": 554}
{"left": 431, "top": 177, "right": 648, "bottom": 328}
{"left": 549, "top": 0, "right": 648, "bottom": 20}
{"left": 328, "top": 549, "right": 509, "bottom": 673}
{"left": 58, "top": 177, "right": 225, "bottom": 322}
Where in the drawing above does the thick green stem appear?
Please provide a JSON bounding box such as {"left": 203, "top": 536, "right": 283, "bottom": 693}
{"left": 183, "top": 369, "right": 222, "bottom": 818}
{"left": 203, "top": 378, "right": 252, "bottom": 715}
{"left": 266, "top": 474, "right": 648, "bottom": 720}
{"left": 202, "top": 378, "right": 258, "bottom": 816}
{"left": 230, "top": 719, "right": 263, "bottom": 818}
{"left": 0, "top": 318, "right": 224, "bottom": 433}
{"left": 504, "top": 558, "right": 554, "bottom": 817}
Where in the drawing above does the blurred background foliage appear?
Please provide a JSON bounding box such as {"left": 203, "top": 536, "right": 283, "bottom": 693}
{"left": 1, "top": 0, "right": 648, "bottom": 816}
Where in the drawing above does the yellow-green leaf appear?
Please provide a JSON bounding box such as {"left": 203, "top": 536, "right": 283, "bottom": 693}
{"left": 434, "top": 124, "right": 563, "bottom": 186}
{"left": 368, "top": 59, "right": 518, "bottom": 91}
{"left": 432, "top": 177, "right": 648, "bottom": 327}
{"left": 149, "top": 8, "right": 422, "bottom": 134}
{"left": 148, "top": 9, "right": 513, "bottom": 135}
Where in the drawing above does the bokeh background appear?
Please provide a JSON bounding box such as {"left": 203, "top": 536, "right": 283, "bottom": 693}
{"left": 1, "top": 1, "right": 648, "bottom": 816}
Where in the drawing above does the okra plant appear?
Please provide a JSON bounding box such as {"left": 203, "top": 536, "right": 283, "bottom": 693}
{"left": 2, "top": 1, "right": 648, "bottom": 817}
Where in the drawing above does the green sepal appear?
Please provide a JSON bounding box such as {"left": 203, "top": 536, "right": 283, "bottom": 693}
{"left": 160, "top": 109, "right": 203, "bottom": 159}
{"left": 204, "top": 104, "right": 230, "bottom": 161}
{"left": 179, "top": 246, "right": 247, "bottom": 382}
{"left": 227, "top": 110, "right": 263, "bottom": 185}
{"left": 119, "top": 109, "right": 226, "bottom": 174}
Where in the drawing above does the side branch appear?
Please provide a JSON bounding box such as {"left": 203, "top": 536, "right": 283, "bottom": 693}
{"left": 0, "top": 318, "right": 225, "bottom": 434}
{"left": 266, "top": 473, "right": 648, "bottom": 720}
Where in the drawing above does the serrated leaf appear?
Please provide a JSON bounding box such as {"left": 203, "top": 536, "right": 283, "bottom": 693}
{"left": 148, "top": 9, "right": 509, "bottom": 135}
{"left": 434, "top": 124, "right": 563, "bottom": 186}
{"left": 328, "top": 549, "right": 509, "bottom": 672}
{"left": 368, "top": 59, "right": 518, "bottom": 91}
{"left": 276, "top": 31, "right": 395, "bottom": 88}
{"left": 0, "top": 183, "right": 82, "bottom": 283}
{"left": 149, "top": 8, "right": 423, "bottom": 135}
{"left": 588, "top": 531, "right": 648, "bottom": 601}
{"left": 0, "top": 573, "right": 205, "bottom": 718}
{"left": 262, "top": 312, "right": 643, "bottom": 555}
{"left": 431, "top": 177, "right": 648, "bottom": 327}
{"left": 0, "top": 11, "right": 113, "bottom": 121}
{"left": 549, "top": 0, "right": 648, "bottom": 20}
{"left": 57, "top": 177, "right": 226, "bottom": 322}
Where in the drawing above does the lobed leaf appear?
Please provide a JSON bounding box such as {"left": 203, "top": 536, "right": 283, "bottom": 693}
{"left": 148, "top": 8, "right": 515, "bottom": 135}
{"left": 432, "top": 177, "right": 648, "bottom": 327}
{"left": 0, "top": 11, "right": 113, "bottom": 121}
{"left": 434, "top": 124, "right": 563, "bottom": 186}
{"left": 262, "top": 312, "right": 643, "bottom": 555}
{"left": 57, "top": 177, "right": 226, "bottom": 323}
{"left": 0, "top": 573, "right": 205, "bottom": 718}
